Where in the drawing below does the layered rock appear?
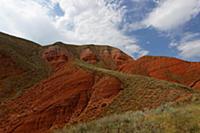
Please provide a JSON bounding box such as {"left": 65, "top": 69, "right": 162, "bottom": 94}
{"left": 42, "top": 46, "right": 70, "bottom": 69}
{"left": 119, "top": 56, "right": 200, "bottom": 90}
{"left": 80, "top": 48, "right": 97, "bottom": 64}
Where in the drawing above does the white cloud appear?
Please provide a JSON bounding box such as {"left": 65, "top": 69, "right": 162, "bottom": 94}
{"left": 143, "top": 0, "right": 200, "bottom": 31}
{"left": 0, "top": 0, "right": 63, "bottom": 44}
{"left": 169, "top": 42, "right": 178, "bottom": 47}
{"left": 124, "top": 43, "right": 149, "bottom": 57}
{"left": 0, "top": 0, "right": 148, "bottom": 58}
{"left": 170, "top": 32, "right": 200, "bottom": 59}
{"left": 181, "top": 32, "right": 200, "bottom": 42}
{"left": 177, "top": 40, "right": 200, "bottom": 58}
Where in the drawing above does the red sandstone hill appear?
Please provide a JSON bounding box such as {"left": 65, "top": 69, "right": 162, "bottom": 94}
{"left": 0, "top": 33, "right": 133, "bottom": 133}
{"left": 119, "top": 56, "right": 200, "bottom": 90}
{"left": 0, "top": 32, "right": 199, "bottom": 133}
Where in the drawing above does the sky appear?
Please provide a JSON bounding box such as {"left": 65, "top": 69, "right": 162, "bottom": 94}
{"left": 0, "top": 0, "right": 200, "bottom": 61}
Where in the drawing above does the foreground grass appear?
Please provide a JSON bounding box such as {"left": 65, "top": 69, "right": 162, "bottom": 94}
{"left": 55, "top": 102, "right": 200, "bottom": 133}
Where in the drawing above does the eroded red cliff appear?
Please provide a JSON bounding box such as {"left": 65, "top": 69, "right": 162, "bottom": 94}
{"left": 119, "top": 56, "right": 200, "bottom": 90}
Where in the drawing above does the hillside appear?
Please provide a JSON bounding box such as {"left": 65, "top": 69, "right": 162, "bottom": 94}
{"left": 0, "top": 33, "right": 133, "bottom": 133}
{"left": 0, "top": 32, "right": 132, "bottom": 103}
{"left": 119, "top": 56, "right": 200, "bottom": 90}
{"left": 0, "top": 60, "right": 196, "bottom": 133}
{"left": 0, "top": 32, "right": 51, "bottom": 102}
{"left": 0, "top": 32, "right": 200, "bottom": 133}
{"left": 70, "top": 61, "right": 195, "bottom": 121}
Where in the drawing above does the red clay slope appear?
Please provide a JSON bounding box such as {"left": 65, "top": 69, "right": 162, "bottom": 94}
{"left": 0, "top": 45, "right": 124, "bottom": 133}
{"left": 119, "top": 56, "right": 200, "bottom": 90}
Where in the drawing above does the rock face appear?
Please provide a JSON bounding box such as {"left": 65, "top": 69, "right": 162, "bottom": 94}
{"left": 119, "top": 56, "right": 200, "bottom": 90}
{"left": 43, "top": 44, "right": 133, "bottom": 69}
{"left": 80, "top": 48, "right": 97, "bottom": 64}
{"left": 42, "top": 46, "right": 70, "bottom": 69}
{"left": 111, "top": 49, "right": 132, "bottom": 66}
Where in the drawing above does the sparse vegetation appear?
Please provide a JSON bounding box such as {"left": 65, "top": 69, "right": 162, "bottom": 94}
{"left": 55, "top": 102, "right": 200, "bottom": 133}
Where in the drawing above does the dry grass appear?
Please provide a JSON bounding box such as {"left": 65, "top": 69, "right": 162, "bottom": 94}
{"left": 55, "top": 102, "right": 200, "bottom": 133}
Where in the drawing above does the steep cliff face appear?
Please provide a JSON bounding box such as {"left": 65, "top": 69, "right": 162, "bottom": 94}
{"left": 42, "top": 43, "right": 133, "bottom": 70}
{"left": 119, "top": 56, "right": 200, "bottom": 90}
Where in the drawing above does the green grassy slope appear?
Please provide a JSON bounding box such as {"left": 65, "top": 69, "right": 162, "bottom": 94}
{"left": 56, "top": 102, "right": 200, "bottom": 133}
{"left": 0, "top": 32, "right": 51, "bottom": 102}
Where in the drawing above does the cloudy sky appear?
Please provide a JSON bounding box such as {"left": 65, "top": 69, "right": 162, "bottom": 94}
{"left": 0, "top": 0, "right": 200, "bottom": 61}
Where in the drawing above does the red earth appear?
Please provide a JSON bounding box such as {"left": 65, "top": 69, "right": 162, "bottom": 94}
{"left": 0, "top": 39, "right": 199, "bottom": 133}
{"left": 0, "top": 45, "right": 124, "bottom": 133}
{"left": 119, "top": 56, "right": 200, "bottom": 90}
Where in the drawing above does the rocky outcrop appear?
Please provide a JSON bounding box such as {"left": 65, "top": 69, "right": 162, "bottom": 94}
{"left": 42, "top": 46, "right": 70, "bottom": 69}
{"left": 111, "top": 49, "right": 133, "bottom": 66}
{"left": 80, "top": 48, "right": 97, "bottom": 64}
